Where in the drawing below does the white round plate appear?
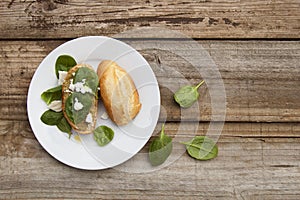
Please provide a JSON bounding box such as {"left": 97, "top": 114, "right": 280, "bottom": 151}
{"left": 27, "top": 36, "right": 160, "bottom": 170}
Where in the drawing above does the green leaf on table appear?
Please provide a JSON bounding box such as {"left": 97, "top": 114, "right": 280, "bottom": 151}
{"left": 55, "top": 55, "right": 77, "bottom": 78}
{"left": 93, "top": 125, "right": 114, "bottom": 146}
{"left": 174, "top": 80, "right": 205, "bottom": 108}
{"left": 149, "top": 124, "right": 173, "bottom": 166}
{"left": 182, "top": 136, "right": 218, "bottom": 160}
{"left": 41, "top": 85, "right": 62, "bottom": 105}
{"left": 40, "top": 110, "right": 64, "bottom": 125}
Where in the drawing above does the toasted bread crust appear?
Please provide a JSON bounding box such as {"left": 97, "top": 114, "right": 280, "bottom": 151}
{"left": 62, "top": 64, "right": 98, "bottom": 134}
{"left": 97, "top": 60, "right": 141, "bottom": 125}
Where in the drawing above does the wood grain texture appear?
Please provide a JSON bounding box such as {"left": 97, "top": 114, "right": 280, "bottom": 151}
{"left": 0, "top": 2, "right": 300, "bottom": 197}
{"left": 1, "top": 119, "right": 300, "bottom": 199}
{"left": 0, "top": 0, "right": 299, "bottom": 39}
{"left": 1, "top": 136, "right": 300, "bottom": 199}
{"left": 1, "top": 120, "right": 300, "bottom": 158}
{"left": 1, "top": 40, "right": 299, "bottom": 122}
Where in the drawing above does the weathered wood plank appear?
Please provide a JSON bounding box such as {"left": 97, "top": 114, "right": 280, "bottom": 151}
{"left": 0, "top": 0, "right": 299, "bottom": 39}
{"left": 1, "top": 136, "right": 300, "bottom": 199}
{"left": 1, "top": 120, "right": 300, "bottom": 158}
{"left": 1, "top": 1, "right": 299, "bottom": 199}
{"left": 1, "top": 40, "right": 299, "bottom": 122}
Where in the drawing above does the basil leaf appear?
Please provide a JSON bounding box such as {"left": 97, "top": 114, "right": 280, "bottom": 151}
{"left": 182, "top": 136, "right": 218, "bottom": 160}
{"left": 40, "top": 110, "right": 64, "bottom": 125}
{"left": 55, "top": 55, "right": 77, "bottom": 78}
{"left": 41, "top": 85, "right": 62, "bottom": 105}
{"left": 74, "top": 67, "right": 99, "bottom": 93}
{"left": 149, "top": 124, "right": 172, "bottom": 166}
{"left": 174, "top": 80, "right": 205, "bottom": 108}
{"left": 65, "top": 93, "right": 93, "bottom": 125}
{"left": 93, "top": 125, "right": 114, "bottom": 146}
{"left": 65, "top": 94, "right": 74, "bottom": 123}
{"left": 57, "top": 117, "right": 72, "bottom": 138}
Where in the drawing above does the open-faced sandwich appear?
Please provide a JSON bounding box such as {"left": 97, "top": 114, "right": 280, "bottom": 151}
{"left": 62, "top": 63, "right": 99, "bottom": 134}
{"left": 97, "top": 60, "right": 141, "bottom": 126}
{"left": 41, "top": 55, "right": 141, "bottom": 137}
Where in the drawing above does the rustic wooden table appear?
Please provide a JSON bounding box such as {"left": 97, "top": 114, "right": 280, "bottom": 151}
{"left": 1, "top": 0, "right": 300, "bottom": 199}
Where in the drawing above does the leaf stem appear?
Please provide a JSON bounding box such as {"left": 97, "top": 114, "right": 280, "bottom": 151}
{"left": 160, "top": 123, "right": 165, "bottom": 140}
{"left": 181, "top": 141, "right": 216, "bottom": 153}
{"left": 195, "top": 80, "right": 205, "bottom": 89}
{"left": 180, "top": 141, "right": 189, "bottom": 145}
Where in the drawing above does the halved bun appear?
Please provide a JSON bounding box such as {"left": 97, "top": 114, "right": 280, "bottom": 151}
{"left": 97, "top": 60, "right": 141, "bottom": 125}
{"left": 62, "top": 64, "right": 98, "bottom": 134}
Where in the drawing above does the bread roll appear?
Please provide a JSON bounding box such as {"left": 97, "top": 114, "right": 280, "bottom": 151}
{"left": 97, "top": 60, "right": 141, "bottom": 125}
{"left": 62, "top": 64, "right": 98, "bottom": 134}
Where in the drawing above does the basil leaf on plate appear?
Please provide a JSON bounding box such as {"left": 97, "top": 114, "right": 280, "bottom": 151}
{"left": 93, "top": 125, "right": 114, "bottom": 146}
{"left": 149, "top": 124, "right": 173, "bottom": 166}
{"left": 40, "top": 110, "right": 64, "bottom": 125}
{"left": 74, "top": 67, "right": 99, "bottom": 93}
{"left": 65, "top": 93, "right": 93, "bottom": 125}
{"left": 182, "top": 136, "right": 218, "bottom": 160}
{"left": 41, "top": 85, "right": 62, "bottom": 105}
{"left": 55, "top": 55, "right": 77, "bottom": 78}
{"left": 57, "top": 117, "right": 72, "bottom": 138}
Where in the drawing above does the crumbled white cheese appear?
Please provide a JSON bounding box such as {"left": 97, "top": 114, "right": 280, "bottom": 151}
{"left": 101, "top": 111, "right": 109, "bottom": 120}
{"left": 72, "top": 72, "right": 76, "bottom": 76}
{"left": 58, "top": 71, "right": 68, "bottom": 85}
{"left": 74, "top": 98, "right": 83, "bottom": 111}
{"left": 68, "top": 79, "right": 92, "bottom": 94}
{"left": 64, "top": 89, "right": 71, "bottom": 93}
{"left": 84, "top": 86, "right": 92, "bottom": 93}
{"left": 69, "top": 79, "right": 75, "bottom": 91}
{"left": 48, "top": 100, "right": 62, "bottom": 112}
{"left": 85, "top": 113, "right": 93, "bottom": 124}
{"left": 74, "top": 82, "right": 84, "bottom": 93}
